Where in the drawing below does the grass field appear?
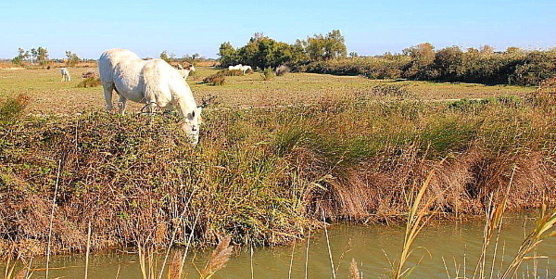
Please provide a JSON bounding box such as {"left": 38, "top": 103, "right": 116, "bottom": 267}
{"left": 0, "top": 66, "right": 535, "bottom": 114}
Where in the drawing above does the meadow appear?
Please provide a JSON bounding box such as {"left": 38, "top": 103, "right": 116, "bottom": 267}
{"left": 0, "top": 67, "right": 534, "bottom": 114}
{"left": 0, "top": 66, "right": 555, "bottom": 278}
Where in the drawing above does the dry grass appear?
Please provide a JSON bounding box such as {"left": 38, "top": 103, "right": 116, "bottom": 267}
{"left": 0, "top": 68, "right": 554, "bottom": 260}
{"left": 0, "top": 67, "right": 534, "bottom": 114}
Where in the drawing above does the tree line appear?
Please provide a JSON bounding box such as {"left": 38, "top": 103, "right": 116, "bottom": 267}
{"left": 218, "top": 30, "right": 347, "bottom": 69}
{"left": 219, "top": 32, "right": 556, "bottom": 86}
{"left": 11, "top": 47, "right": 81, "bottom": 66}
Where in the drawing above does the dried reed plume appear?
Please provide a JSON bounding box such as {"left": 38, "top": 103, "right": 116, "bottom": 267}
{"left": 199, "top": 235, "right": 233, "bottom": 279}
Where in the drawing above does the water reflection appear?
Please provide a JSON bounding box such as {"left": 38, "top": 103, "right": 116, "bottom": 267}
{"left": 5, "top": 212, "right": 555, "bottom": 278}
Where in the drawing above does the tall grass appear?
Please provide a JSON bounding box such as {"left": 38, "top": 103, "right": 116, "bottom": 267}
{"left": 0, "top": 92, "right": 555, "bottom": 258}
{"left": 391, "top": 171, "right": 436, "bottom": 279}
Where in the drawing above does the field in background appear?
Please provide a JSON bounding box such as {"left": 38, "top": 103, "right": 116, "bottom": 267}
{"left": 0, "top": 66, "right": 535, "bottom": 114}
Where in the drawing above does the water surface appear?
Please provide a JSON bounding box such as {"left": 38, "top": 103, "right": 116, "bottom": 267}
{"left": 6, "top": 212, "right": 555, "bottom": 278}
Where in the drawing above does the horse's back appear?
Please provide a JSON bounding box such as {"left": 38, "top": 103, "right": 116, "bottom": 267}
{"left": 99, "top": 49, "right": 143, "bottom": 84}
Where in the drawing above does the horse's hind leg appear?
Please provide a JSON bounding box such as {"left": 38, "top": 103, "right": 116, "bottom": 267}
{"left": 118, "top": 95, "right": 128, "bottom": 115}
{"left": 102, "top": 83, "right": 115, "bottom": 111}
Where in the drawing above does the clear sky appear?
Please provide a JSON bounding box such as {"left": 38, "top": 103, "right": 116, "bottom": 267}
{"left": 1, "top": 0, "right": 555, "bottom": 59}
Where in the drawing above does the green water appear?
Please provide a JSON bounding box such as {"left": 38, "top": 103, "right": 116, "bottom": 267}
{"left": 5, "top": 213, "right": 556, "bottom": 278}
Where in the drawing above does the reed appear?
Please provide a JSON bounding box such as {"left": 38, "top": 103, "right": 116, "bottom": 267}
{"left": 349, "top": 258, "right": 361, "bottom": 279}
{"left": 500, "top": 206, "right": 556, "bottom": 279}
{"left": 199, "top": 235, "right": 233, "bottom": 279}
{"left": 390, "top": 171, "right": 436, "bottom": 279}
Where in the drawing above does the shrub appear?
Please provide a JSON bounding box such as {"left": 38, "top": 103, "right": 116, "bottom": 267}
{"left": 369, "top": 83, "right": 413, "bottom": 98}
{"left": 77, "top": 77, "right": 101, "bottom": 88}
{"left": 217, "top": 69, "right": 244, "bottom": 76}
{"left": 275, "top": 65, "right": 290, "bottom": 76}
{"left": 261, "top": 68, "right": 275, "bottom": 81}
{"left": 203, "top": 74, "right": 226, "bottom": 86}
{"left": 0, "top": 94, "right": 30, "bottom": 122}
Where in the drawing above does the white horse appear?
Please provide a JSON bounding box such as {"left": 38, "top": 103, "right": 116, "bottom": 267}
{"left": 228, "top": 64, "right": 252, "bottom": 74}
{"left": 240, "top": 65, "right": 252, "bottom": 74}
{"left": 178, "top": 65, "right": 196, "bottom": 79}
{"left": 98, "top": 48, "right": 202, "bottom": 145}
{"left": 228, "top": 64, "right": 242, "bottom": 71}
{"left": 60, "top": 68, "right": 71, "bottom": 81}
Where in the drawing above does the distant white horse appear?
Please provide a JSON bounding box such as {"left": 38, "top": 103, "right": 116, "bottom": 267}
{"left": 98, "top": 48, "right": 202, "bottom": 145}
{"left": 228, "top": 64, "right": 252, "bottom": 74}
{"left": 240, "top": 65, "right": 252, "bottom": 74}
{"left": 228, "top": 64, "right": 242, "bottom": 71}
{"left": 60, "top": 68, "right": 71, "bottom": 81}
{"left": 178, "top": 65, "right": 196, "bottom": 79}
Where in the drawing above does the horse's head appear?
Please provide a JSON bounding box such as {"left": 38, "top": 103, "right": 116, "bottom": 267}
{"left": 180, "top": 106, "right": 202, "bottom": 145}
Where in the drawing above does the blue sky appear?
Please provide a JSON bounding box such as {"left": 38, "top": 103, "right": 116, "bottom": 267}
{"left": 1, "top": 0, "right": 555, "bottom": 59}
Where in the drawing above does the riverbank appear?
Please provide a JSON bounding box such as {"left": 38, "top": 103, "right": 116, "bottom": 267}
{"left": 1, "top": 92, "right": 555, "bottom": 257}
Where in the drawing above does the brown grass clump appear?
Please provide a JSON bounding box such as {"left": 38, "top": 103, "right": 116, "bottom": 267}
{"left": 76, "top": 77, "right": 102, "bottom": 88}
{"left": 203, "top": 74, "right": 225, "bottom": 86}
{"left": 81, "top": 71, "right": 98, "bottom": 79}
{"left": 0, "top": 94, "right": 30, "bottom": 122}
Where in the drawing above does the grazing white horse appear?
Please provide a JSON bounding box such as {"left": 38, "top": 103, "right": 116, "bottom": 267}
{"left": 228, "top": 64, "right": 251, "bottom": 74}
{"left": 60, "top": 68, "right": 71, "bottom": 81}
{"left": 98, "top": 48, "right": 202, "bottom": 145}
{"left": 240, "top": 65, "right": 252, "bottom": 74}
{"left": 178, "top": 65, "right": 196, "bottom": 79}
{"left": 228, "top": 64, "right": 242, "bottom": 71}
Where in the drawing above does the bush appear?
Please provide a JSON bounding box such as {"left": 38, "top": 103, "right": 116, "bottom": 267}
{"left": 261, "top": 68, "right": 275, "bottom": 81}
{"left": 369, "top": 83, "right": 413, "bottom": 98}
{"left": 0, "top": 94, "right": 30, "bottom": 122}
{"left": 203, "top": 74, "right": 226, "bottom": 86}
{"left": 217, "top": 69, "right": 244, "bottom": 76}
{"left": 275, "top": 65, "right": 290, "bottom": 76}
{"left": 77, "top": 77, "right": 101, "bottom": 88}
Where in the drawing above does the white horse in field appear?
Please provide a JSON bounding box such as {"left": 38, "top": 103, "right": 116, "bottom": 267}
{"left": 228, "top": 64, "right": 242, "bottom": 71}
{"left": 178, "top": 65, "right": 196, "bottom": 79}
{"left": 98, "top": 48, "right": 202, "bottom": 145}
{"left": 60, "top": 68, "right": 71, "bottom": 81}
{"left": 240, "top": 65, "right": 252, "bottom": 74}
{"left": 228, "top": 64, "right": 252, "bottom": 74}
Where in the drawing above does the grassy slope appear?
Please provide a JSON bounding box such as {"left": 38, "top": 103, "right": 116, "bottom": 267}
{"left": 0, "top": 67, "right": 554, "bottom": 256}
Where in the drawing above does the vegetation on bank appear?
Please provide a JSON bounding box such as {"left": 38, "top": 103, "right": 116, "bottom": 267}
{"left": 218, "top": 31, "right": 556, "bottom": 86}
{"left": 1, "top": 84, "right": 556, "bottom": 257}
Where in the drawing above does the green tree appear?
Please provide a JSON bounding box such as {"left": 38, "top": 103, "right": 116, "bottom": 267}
{"left": 30, "top": 48, "right": 37, "bottom": 64}
{"left": 403, "top": 42, "right": 435, "bottom": 79}
{"left": 218, "top": 42, "right": 239, "bottom": 67}
{"left": 434, "top": 46, "right": 463, "bottom": 80}
{"left": 65, "top": 51, "right": 80, "bottom": 66}
{"left": 11, "top": 48, "right": 26, "bottom": 65}
{"left": 160, "top": 50, "right": 171, "bottom": 63}
{"left": 305, "top": 29, "right": 347, "bottom": 61}
{"left": 36, "top": 47, "right": 49, "bottom": 65}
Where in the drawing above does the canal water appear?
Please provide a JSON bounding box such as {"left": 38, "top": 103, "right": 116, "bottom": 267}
{"left": 5, "top": 212, "right": 556, "bottom": 278}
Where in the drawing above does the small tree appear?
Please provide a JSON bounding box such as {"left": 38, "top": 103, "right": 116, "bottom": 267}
{"left": 160, "top": 50, "right": 171, "bottom": 63}
{"left": 403, "top": 42, "right": 436, "bottom": 79}
{"left": 11, "top": 48, "right": 26, "bottom": 65}
{"left": 37, "top": 47, "right": 49, "bottom": 65}
{"left": 218, "top": 42, "right": 238, "bottom": 67}
{"left": 65, "top": 51, "right": 80, "bottom": 66}
{"left": 30, "top": 48, "right": 37, "bottom": 64}
{"left": 305, "top": 29, "right": 347, "bottom": 61}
